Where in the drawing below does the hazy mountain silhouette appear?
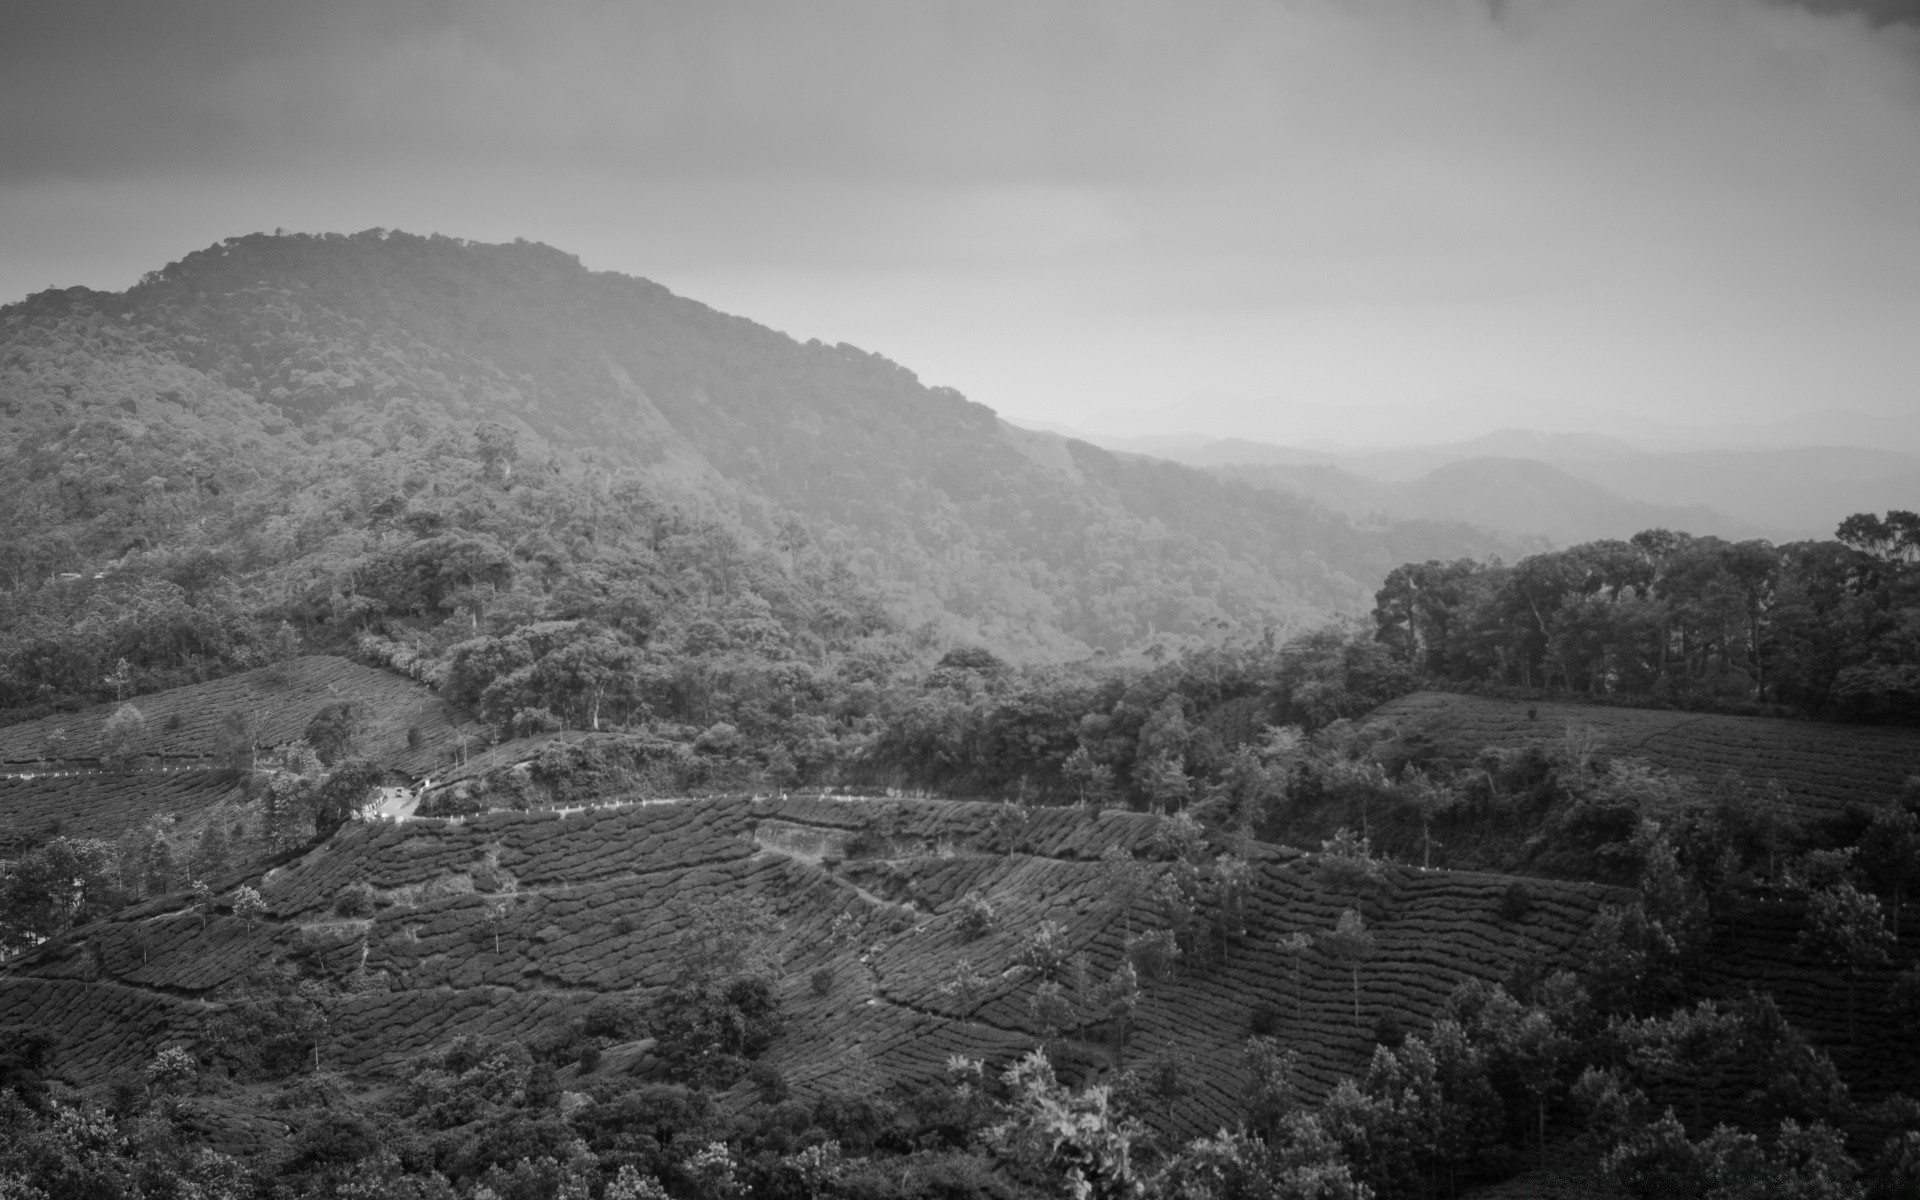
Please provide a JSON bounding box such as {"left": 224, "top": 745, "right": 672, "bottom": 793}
{"left": 1075, "top": 427, "right": 1911, "bottom": 543}
{"left": 1214, "top": 456, "right": 1752, "bottom": 546}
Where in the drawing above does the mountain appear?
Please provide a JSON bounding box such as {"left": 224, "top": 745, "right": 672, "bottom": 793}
{"left": 0, "top": 230, "right": 1520, "bottom": 687}
{"left": 1215, "top": 456, "right": 1754, "bottom": 546}
{"left": 1072, "top": 426, "right": 1913, "bottom": 543}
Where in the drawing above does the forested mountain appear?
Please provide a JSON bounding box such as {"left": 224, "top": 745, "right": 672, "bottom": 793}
{"left": 0, "top": 229, "right": 1516, "bottom": 725}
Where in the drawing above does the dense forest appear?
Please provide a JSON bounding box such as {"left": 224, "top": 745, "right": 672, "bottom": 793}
{"left": 1372, "top": 515, "right": 1920, "bottom": 722}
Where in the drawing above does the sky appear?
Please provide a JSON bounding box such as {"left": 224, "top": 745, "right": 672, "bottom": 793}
{"left": 4, "top": 0, "right": 1919, "bottom": 447}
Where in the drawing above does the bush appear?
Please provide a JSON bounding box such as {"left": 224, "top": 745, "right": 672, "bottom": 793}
{"left": 580, "top": 994, "right": 646, "bottom": 1041}
{"left": 1249, "top": 1001, "right": 1281, "bottom": 1037}
{"left": 1500, "top": 880, "right": 1536, "bottom": 923}
{"left": 333, "top": 881, "right": 377, "bottom": 918}
{"left": 1371, "top": 1011, "right": 1407, "bottom": 1048}
{"left": 749, "top": 1061, "right": 790, "bottom": 1102}
{"left": 955, "top": 890, "right": 996, "bottom": 939}
{"left": 810, "top": 967, "right": 835, "bottom": 997}
{"left": 653, "top": 975, "right": 785, "bottom": 1088}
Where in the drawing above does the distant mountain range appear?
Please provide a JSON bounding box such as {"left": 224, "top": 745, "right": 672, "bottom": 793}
{"left": 1050, "top": 426, "right": 1917, "bottom": 544}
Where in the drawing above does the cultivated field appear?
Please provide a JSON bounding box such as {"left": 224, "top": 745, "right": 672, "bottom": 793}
{"left": 1372, "top": 691, "right": 1920, "bottom": 824}
{"left": 0, "top": 769, "right": 243, "bottom": 853}
{"left": 0, "top": 794, "right": 1622, "bottom": 1144}
{"left": 0, "top": 655, "right": 478, "bottom": 774}
{"left": 0, "top": 656, "right": 486, "bottom": 852}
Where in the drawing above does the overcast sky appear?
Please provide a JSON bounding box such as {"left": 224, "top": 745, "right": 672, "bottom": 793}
{"left": 4, "top": 0, "right": 1918, "bottom": 446}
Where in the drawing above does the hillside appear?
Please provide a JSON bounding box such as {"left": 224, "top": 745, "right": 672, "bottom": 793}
{"left": 0, "top": 229, "right": 1518, "bottom": 678}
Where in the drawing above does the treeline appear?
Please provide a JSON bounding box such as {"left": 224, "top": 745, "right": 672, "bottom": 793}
{"left": 1372, "top": 513, "right": 1920, "bottom": 721}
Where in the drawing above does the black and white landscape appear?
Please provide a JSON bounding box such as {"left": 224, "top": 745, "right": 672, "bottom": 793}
{"left": 3, "top": 4, "right": 1920, "bottom": 1199}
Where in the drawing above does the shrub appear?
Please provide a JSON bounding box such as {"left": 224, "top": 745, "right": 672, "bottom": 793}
{"left": 1371, "top": 1012, "right": 1407, "bottom": 1048}
{"left": 580, "top": 994, "right": 646, "bottom": 1041}
{"left": 333, "top": 881, "right": 377, "bottom": 918}
{"left": 1500, "top": 880, "right": 1536, "bottom": 923}
{"left": 749, "top": 1061, "right": 790, "bottom": 1102}
{"left": 955, "top": 890, "right": 996, "bottom": 939}
{"left": 1248, "top": 1001, "right": 1281, "bottom": 1037}
{"left": 810, "top": 967, "right": 835, "bottom": 996}
{"left": 1125, "top": 928, "right": 1180, "bottom": 984}
{"left": 653, "top": 975, "right": 785, "bottom": 1087}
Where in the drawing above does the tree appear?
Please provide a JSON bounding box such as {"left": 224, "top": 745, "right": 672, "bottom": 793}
{"left": 473, "top": 421, "right": 519, "bottom": 484}
{"left": 1397, "top": 768, "right": 1456, "bottom": 869}
{"left": 485, "top": 899, "right": 512, "bottom": 954}
{"left": 191, "top": 879, "right": 214, "bottom": 933}
{"left": 1100, "top": 845, "right": 1151, "bottom": 938}
{"left": 1321, "top": 908, "right": 1376, "bottom": 1028}
{"left": 144, "top": 1046, "right": 196, "bottom": 1096}
{"left": 986, "top": 1049, "right": 1143, "bottom": 1200}
{"left": 232, "top": 885, "right": 267, "bottom": 933}
{"left": 936, "top": 958, "right": 992, "bottom": 1011}
{"left": 1062, "top": 746, "right": 1115, "bottom": 809}
{"left": 311, "top": 759, "right": 383, "bottom": 839}
{"left": 1093, "top": 962, "right": 1141, "bottom": 1066}
{"left": 1857, "top": 804, "right": 1920, "bottom": 939}
{"left": 100, "top": 703, "right": 145, "bottom": 770}
{"left": 1277, "top": 930, "right": 1314, "bottom": 1021}
{"left": 1800, "top": 882, "right": 1894, "bottom": 1042}
{"left": 0, "top": 837, "right": 124, "bottom": 953}
{"left": 213, "top": 708, "right": 258, "bottom": 773}
{"left": 1316, "top": 827, "right": 1383, "bottom": 899}
{"left": 302, "top": 703, "right": 361, "bottom": 766}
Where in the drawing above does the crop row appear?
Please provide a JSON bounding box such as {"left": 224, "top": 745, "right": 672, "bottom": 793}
{"left": 8, "top": 795, "right": 1617, "bottom": 1107}
{"left": 0, "top": 769, "right": 241, "bottom": 852}
{"left": 1375, "top": 692, "right": 1920, "bottom": 822}
{"left": 0, "top": 655, "right": 476, "bottom": 775}
{"left": 260, "top": 801, "right": 756, "bottom": 917}
{"left": 0, "top": 978, "right": 197, "bottom": 1084}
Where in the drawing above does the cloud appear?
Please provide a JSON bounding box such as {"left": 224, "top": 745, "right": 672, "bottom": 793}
{"left": 3, "top": 0, "right": 1919, "bottom": 437}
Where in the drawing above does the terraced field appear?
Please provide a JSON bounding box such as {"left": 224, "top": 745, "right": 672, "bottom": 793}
{"left": 0, "top": 769, "right": 244, "bottom": 853}
{"left": 0, "top": 655, "right": 478, "bottom": 774}
{"left": 0, "top": 656, "right": 487, "bottom": 852}
{"left": 1373, "top": 691, "right": 1920, "bottom": 824}
{"left": 0, "top": 795, "right": 1622, "bottom": 1143}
